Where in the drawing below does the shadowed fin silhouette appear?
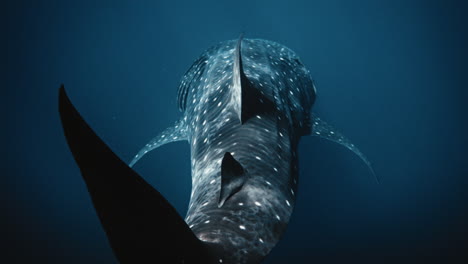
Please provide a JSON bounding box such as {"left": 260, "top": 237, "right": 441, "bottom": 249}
{"left": 58, "top": 85, "right": 217, "bottom": 263}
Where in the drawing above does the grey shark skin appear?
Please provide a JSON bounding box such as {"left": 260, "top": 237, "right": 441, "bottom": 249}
{"left": 176, "top": 38, "right": 312, "bottom": 263}
{"left": 130, "top": 37, "right": 376, "bottom": 263}
{"left": 59, "top": 37, "right": 376, "bottom": 264}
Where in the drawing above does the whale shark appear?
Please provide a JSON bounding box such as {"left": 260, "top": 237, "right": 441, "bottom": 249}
{"left": 59, "top": 36, "right": 376, "bottom": 263}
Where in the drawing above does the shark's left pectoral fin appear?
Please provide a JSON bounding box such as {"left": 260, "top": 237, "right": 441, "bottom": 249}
{"left": 310, "top": 114, "right": 379, "bottom": 183}
{"left": 129, "top": 118, "right": 188, "bottom": 167}
{"left": 58, "top": 86, "right": 214, "bottom": 263}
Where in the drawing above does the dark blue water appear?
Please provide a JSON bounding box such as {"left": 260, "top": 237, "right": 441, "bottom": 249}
{"left": 5, "top": 0, "right": 467, "bottom": 263}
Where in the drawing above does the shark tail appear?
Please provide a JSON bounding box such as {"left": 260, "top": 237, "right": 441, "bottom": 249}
{"left": 58, "top": 85, "right": 219, "bottom": 263}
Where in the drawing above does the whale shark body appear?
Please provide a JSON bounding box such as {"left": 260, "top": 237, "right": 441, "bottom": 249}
{"left": 59, "top": 37, "right": 375, "bottom": 263}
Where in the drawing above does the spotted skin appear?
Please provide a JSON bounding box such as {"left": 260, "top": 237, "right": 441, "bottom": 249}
{"left": 128, "top": 38, "right": 376, "bottom": 263}
{"left": 59, "top": 35, "right": 374, "bottom": 263}
{"left": 172, "top": 39, "right": 314, "bottom": 263}
{"left": 131, "top": 39, "right": 378, "bottom": 263}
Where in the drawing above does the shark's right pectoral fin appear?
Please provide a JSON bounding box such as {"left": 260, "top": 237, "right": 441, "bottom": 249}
{"left": 310, "top": 114, "right": 380, "bottom": 183}
{"left": 58, "top": 86, "right": 215, "bottom": 263}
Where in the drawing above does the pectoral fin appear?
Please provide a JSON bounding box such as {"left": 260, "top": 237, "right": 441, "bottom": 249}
{"left": 129, "top": 118, "right": 188, "bottom": 167}
{"left": 310, "top": 114, "right": 379, "bottom": 183}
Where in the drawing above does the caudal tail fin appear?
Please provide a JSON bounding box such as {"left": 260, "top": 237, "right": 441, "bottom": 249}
{"left": 58, "top": 85, "right": 216, "bottom": 263}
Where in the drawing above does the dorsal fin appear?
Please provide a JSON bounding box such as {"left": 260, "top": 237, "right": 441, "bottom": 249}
{"left": 233, "top": 34, "right": 275, "bottom": 124}
{"left": 218, "top": 152, "right": 247, "bottom": 207}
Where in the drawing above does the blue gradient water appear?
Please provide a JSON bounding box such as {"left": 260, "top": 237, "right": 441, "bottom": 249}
{"left": 4, "top": 0, "right": 467, "bottom": 263}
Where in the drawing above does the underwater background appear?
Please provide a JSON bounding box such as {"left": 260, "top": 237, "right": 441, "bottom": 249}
{"left": 4, "top": 0, "right": 468, "bottom": 263}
